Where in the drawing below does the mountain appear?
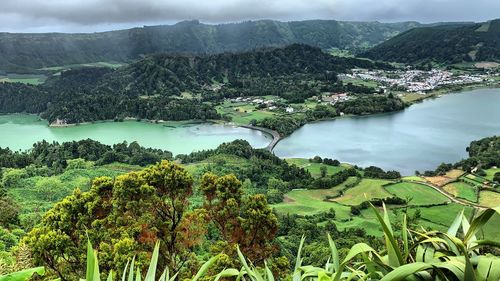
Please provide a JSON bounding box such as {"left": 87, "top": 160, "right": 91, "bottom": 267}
{"left": 362, "top": 19, "right": 500, "bottom": 64}
{"left": 0, "top": 19, "right": 422, "bottom": 73}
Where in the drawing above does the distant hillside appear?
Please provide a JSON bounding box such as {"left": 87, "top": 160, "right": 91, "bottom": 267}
{"left": 362, "top": 19, "right": 500, "bottom": 64}
{"left": 0, "top": 44, "right": 390, "bottom": 123}
{"left": 0, "top": 19, "right": 421, "bottom": 73}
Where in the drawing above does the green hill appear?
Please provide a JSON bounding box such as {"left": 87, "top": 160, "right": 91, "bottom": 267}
{"left": 362, "top": 19, "right": 500, "bottom": 64}
{"left": 0, "top": 44, "right": 389, "bottom": 124}
{"left": 0, "top": 20, "right": 421, "bottom": 73}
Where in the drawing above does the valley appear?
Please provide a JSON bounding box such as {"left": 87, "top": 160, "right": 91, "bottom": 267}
{"left": 0, "top": 11, "right": 499, "bottom": 281}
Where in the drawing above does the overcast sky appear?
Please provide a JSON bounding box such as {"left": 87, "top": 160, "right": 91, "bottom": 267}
{"left": 2, "top": 0, "right": 500, "bottom": 33}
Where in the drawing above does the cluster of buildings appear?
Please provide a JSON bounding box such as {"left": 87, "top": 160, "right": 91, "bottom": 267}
{"left": 343, "top": 69, "right": 486, "bottom": 92}
{"left": 322, "top": 92, "right": 350, "bottom": 104}
{"left": 230, "top": 97, "right": 274, "bottom": 105}
{"left": 227, "top": 96, "right": 296, "bottom": 113}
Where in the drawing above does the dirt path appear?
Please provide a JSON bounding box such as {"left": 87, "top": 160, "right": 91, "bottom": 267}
{"left": 412, "top": 180, "right": 487, "bottom": 210}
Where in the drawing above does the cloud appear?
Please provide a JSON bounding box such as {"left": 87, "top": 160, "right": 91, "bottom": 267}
{"left": 1, "top": 0, "right": 499, "bottom": 32}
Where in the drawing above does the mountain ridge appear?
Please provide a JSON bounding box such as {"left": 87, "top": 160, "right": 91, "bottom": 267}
{"left": 362, "top": 19, "right": 500, "bottom": 64}
{"left": 0, "top": 19, "right": 422, "bottom": 73}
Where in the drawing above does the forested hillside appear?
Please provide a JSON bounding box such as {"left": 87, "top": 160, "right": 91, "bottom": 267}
{"left": 0, "top": 20, "right": 421, "bottom": 73}
{"left": 362, "top": 19, "right": 500, "bottom": 64}
{"left": 0, "top": 44, "right": 391, "bottom": 124}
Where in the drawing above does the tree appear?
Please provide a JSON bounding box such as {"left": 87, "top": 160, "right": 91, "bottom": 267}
{"left": 201, "top": 173, "right": 278, "bottom": 263}
{"left": 1, "top": 169, "right": 27, "bottom": 189}
{"left": 320, "top": 166, "right": 327, "bottom": 178}
{"left": 0, "top": 197, "right": 20, "bottom": 228}
{"left": 34, "top": 177, "right": 65, "bottom": 201}
{"left": 494, "top": 172, "right": 500, "bottom": 183}
{"left": 23, "top": 161, "right": 206, "bottom": 280}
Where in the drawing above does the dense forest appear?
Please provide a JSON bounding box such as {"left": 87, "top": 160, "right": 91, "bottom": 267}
{"left": 362, "top": 19, "right": 500, "bottom": 64}
{"left": 0, "top": 20, "right": 422, "bottom": 73}
{"left": 0, "top": 44, "right": 392, "bottom": 124}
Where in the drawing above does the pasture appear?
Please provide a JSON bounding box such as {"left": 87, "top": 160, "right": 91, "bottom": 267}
{"left": 385, "top": 182, "right": 450, "bottom": 205}
{"left": 442, "top": 181, "right": 477, "bottom": 202}
{"left": 285, "top": 158, "right": 348, "bottom": 178}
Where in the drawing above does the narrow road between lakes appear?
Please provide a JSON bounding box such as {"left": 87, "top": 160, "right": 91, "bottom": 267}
{"left": 240, "top": 125, "right": 281, "bottom": 151}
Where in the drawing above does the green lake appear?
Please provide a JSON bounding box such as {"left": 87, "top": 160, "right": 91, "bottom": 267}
{"left": 0, "top": 115, "right": 272, "bottom": 155}
{"left": 0, "top": 88, "right": 499, "bottom": 174}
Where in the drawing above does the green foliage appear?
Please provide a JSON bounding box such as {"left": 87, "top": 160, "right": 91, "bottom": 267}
{"left": 0, "top": 20, "right": 421, "bottom": 73}
{"left": 201, "top": 173, "right": 278, "bottom": 262}
{"left": 23, "top": 161, "right": 206, "bottom": 280}
{"left": 363, "top": 19, "right": 500, "bottom": 64}
{"left": 335, "top": 94, "right": 406, "bottom": 115}
{"left": 0, "top": 44, "right": 391, "bottom": 124}
{"left": 0, "top": 139, "right": 172, "bottom": 172}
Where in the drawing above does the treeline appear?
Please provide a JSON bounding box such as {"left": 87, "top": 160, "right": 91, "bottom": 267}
{"left": 0, "top": 139, "right": 173, "bottom": 173}
{"left": 176, "top": 139, "right": 312, "bottom": 191}
{"left": 363, "top": 166, "right": 401, "bottom": 179}
{"left": 335, "top": 94, "right": 406, "bottom": 115}
{"left": 0, "top": 44, "right": 393, "bottom": 124}
{"left": 257, "top": 104, "right": 338, "bottom": 136}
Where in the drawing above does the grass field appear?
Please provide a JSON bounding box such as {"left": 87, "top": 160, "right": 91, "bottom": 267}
{"left": 402, "top": 176, "right": 427, "bottom": 182}
{"left": 39, "top": 62, "right": 125, "bottom": 71}
{"left": 484, "top": 168, "right": 500, "bottom": 182}
{"left": 333, "top": 179, "right": 393, "bottom": 205}
{"left": 342, "top": 78, "right": 379, "bottom": 88}
{"left": 443, "top": 181, "right": 477, "bottom": 202}
{"left": 272, "top": 176, "right": 360, "bottom": 216}
{"left": 478, "top": 190, "right": 500, "bottom": 208}
{"left": 273, "top": 189, "right": 352, "bottom": 217}
{"left": 416, "top": 203, "right": 473, "bottom": 228}
{"left": 216, "top": 100, "right": 277, "bottom": 124}
{"left": 384, "top": 182, "right": 450, "bottom": 205}
{"left": 0, "top": 74, "right": 47, "bottom": 85}
{"left": 285, "top": 158, "right": 348, "bottom": 178}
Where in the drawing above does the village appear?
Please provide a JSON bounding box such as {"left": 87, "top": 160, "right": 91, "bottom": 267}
{"left": 342, "top": 68, "right": 490, "bottom": 93}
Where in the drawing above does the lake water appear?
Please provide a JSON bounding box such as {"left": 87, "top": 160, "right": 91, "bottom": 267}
{"left": 1, "top": 88, "right": 499, "bottom": 174}
{"left": 274, "top": 88, "right": 500, "bottom": 175}
{"left": 0, "top": 115, "right": 272, "bottom": 155}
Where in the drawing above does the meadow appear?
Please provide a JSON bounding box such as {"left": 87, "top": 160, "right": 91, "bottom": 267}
{"left": 442, "top": 181, "right": 477, "bottom": 202}
{"left": 0, "top": 74, "right": 47, "bottom": 85}
{"left": 385, "top": 182, "right": 450, "bottom": 205}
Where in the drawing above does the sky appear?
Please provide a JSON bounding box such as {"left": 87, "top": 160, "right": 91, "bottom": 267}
{"left": 2, "top": 0, "right": 500, "bottom": 33}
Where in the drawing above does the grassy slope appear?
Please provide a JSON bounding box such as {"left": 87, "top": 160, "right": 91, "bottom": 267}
{"left": 385, "top": 182, "right": 450, "bottom": 205}
{"left": 443, "top": 182, "right": 477, "bottom": 202}
{"left": 285, "top": 158, "right": 348, "bottom": 178}
{"left": 333, "top": 179, "right": 393, "bottom": 205}
{"left": 479, "top": 191, "right": 500, "bottom": 208}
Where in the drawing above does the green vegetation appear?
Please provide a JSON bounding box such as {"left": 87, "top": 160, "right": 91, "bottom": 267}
{"left": 0, "top": 20, "right": 422, "bottom": 73}
{"left": 443, "top": 181, "right": 477, "bottom": 202}
{"left": 0, "top": 74, "right": 47, "bottom": 85}
{"left": 285, "top": 158, "right": 348, "bottom": 178}
{"left": 384, "top": 182, "right": 450, "bottom": 205}
{"left": 0, "top": 135, "right": 499, "bottom": 280}
{"left": 485, "top": 167, "right": 500, "bottom": 181}
{"left": 363, "top": 19, "right": 500, "bottom": 64}
{"left": 0, "top": 44, "right": 392, "bottom": 125}
{"left": 4, "top": 205, "right": 500, "bottom": 281}
{"left": 479, "top": 191, "right": 500, "bottom": 208}
{"left": 333, "top": 179, "right": 393, "bottom": 205}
